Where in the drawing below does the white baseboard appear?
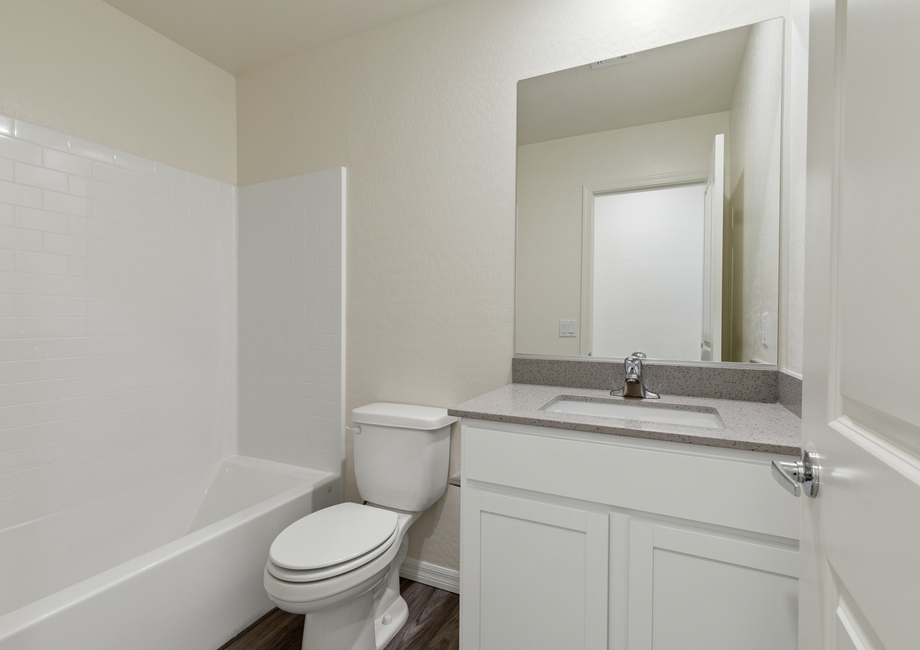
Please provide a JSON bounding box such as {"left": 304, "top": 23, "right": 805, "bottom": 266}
{"left": 400, "top": 558, "right": 460, "bottom": 594}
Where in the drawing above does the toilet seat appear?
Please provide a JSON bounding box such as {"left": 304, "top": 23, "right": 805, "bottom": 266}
{"left": 264, "top": 510, "right": 414, "bottom": 616}
{"left": 268, "top": 503, "right": 399, "bottom": 583}
{"left": 267, "top": 526, "right": 399, "bottom": 582}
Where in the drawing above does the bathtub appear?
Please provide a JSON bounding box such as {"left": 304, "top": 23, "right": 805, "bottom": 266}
{"left": 0, "top": 455, "right": 341, "bottom": 649}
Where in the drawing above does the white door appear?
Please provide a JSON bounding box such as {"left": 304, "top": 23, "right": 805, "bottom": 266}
{"left": 800, "top": 0, "right": 920, "bottom": 648}
{"left": 701, "top": 134, "right": 724, "bottom": 361}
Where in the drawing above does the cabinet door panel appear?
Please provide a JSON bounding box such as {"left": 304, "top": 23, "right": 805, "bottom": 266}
{"left": 628, "top": 520, "right": 798, "bottom": 650}
{"left": 462, "top": 489, "right": 608, "bottom": 650}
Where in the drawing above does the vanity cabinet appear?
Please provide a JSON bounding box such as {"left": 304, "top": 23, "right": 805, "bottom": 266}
{"left": 459, "top": 420, "right": 800, "bottom": 650}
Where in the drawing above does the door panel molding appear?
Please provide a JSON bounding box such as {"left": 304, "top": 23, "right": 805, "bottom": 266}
{"left": 827, "top": 561, "right": 883, "bottom": 650}
{"left": 839, "top": 397, "right": 920, "bottom": 463}
{"left": 829, "top": 415, "right": 920, "bottom": 486}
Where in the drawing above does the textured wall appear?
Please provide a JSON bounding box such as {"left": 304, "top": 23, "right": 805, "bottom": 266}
{"left": 238, "top": 170, "right": 344, "bottom": 473}
{"left": 516, "top": 112, "right": 729, "bottom": 356}
{"left": 728, "top": 19, "right": 784, "bottom": 364}
{"left": 0, "top": 114, "right": 237, "bottom": 531}
{"left": 0, "top": 0, "right": 237, "bottom": 184}
{"left": 237, "top": 0, "right": 791, "bottom": 572}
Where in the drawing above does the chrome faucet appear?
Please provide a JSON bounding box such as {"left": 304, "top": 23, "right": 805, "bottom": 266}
{"left": 610, "top": 352, "right": 660, "bottom": 399}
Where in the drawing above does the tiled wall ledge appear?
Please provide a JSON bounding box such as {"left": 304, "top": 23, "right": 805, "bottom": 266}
{"left": 513, "top": 357, "right": 803, "bottom": 413}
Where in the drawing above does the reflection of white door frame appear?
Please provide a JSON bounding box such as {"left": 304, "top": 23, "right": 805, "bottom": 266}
{"left": 702, "top": 134, "right": 725, "bottom": 362}
{"left": 580, "top": 170, "right": 708, "bottom": 357}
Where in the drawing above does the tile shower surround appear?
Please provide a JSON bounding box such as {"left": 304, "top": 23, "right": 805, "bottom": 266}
{"left": 0, "top": 114, "right": 237, "bottom": 530}
{"left": 0, "top": 112, "right": 344, "bottom": 530}
{"left": 237, "top": 171, "right": 344, "bottom": 471}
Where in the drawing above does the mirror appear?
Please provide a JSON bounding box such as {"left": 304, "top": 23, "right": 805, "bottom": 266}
{"left": 515, "top": 19, "right": 783, "bottom": 363}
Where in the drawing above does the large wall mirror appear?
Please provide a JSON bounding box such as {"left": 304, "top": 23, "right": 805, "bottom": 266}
{"left": 515, "top": 18, "right": 783, "bottom": 364}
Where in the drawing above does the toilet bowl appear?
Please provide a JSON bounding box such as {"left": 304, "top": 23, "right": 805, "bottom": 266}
{"left": 264, "top": 503, "right": 418, "bottom": 650}
{"left": 263, "top": 403, "right": 455, "bottom": 650}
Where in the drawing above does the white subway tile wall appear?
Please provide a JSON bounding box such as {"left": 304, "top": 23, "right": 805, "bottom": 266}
{"left": 238, "top": 170, "right": 344, "bottom": 472}
{"left": 0, "top": 115, "right": 238, "bottom": 530}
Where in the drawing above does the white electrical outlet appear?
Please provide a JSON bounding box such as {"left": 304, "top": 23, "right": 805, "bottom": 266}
{"left": 761, "top": 313, "right": 770, "bottom": 346}
{"left": 559, "top": 320, "right": 578, "bottom": 338}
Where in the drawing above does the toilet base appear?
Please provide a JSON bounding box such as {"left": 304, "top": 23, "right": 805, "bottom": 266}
{"left": 300, "top": 590, "right": 409, "bottom": 650}
{"left": 295, "top": 531, "right": 412, "bottom": 650}
{"left": 374, "top": 595, "right": 409, "bottom": 650}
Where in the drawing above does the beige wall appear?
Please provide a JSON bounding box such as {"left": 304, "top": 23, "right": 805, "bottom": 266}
{"left": 0, "top": 0, "right": 237, "bottom": 184}
{"left": 728, "top": 19, "right": 784, "bottom": 364}
{"left": 237, "top": 0, "right": 790, "bottom": 572}
{"left": 516, "top": 112, "right": 730, "bottom": 356}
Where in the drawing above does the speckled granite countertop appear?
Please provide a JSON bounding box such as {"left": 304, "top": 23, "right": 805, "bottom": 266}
{"left": 448, "top": 384, "right": 801, "bottom": 456}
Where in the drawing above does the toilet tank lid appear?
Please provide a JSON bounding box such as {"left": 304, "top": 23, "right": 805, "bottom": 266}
{"left": 351, "top": 403, "right": 457, "bottom": 430}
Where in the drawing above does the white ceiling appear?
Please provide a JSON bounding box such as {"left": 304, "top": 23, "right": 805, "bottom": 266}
{"left": 102, "top": 0, "right": 459, "bottom": 75}
{"left": 517, "top": 24, "right": 754, "bottom": 146}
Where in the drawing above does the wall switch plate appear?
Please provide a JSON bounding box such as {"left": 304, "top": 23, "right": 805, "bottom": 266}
{"left": 559, "top": 320, "right": 577, "bottom": 338}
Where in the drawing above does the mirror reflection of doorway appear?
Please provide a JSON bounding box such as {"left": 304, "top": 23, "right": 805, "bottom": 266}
{"left": 590, "top": 183, "right": 707, "bottom": 360}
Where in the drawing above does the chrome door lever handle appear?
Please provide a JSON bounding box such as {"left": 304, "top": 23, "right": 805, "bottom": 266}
{"left": 771, "top": 460, "right": 802, "bottom": 497}
{"left": 771, "top": 450, "right": 819, "bottom": 498}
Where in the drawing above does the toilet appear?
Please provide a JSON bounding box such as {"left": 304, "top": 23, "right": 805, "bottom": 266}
{"left": 263, "top": 403, "right": 456, "bottom": 650}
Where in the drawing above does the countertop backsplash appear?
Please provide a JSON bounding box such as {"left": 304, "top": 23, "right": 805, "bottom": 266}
{"left": 512, "top": 357, "right": 802, "bottom": 415}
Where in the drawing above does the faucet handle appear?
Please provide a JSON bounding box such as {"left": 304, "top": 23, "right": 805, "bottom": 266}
{"left": 613, "top": 353, "right": 660, "bottom": 399}
{"left": 624, "top": 355, "right": 643, "bottom": 376}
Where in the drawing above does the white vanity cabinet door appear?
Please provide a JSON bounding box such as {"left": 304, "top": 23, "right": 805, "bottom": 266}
{"left": 461, "top": 487, "right": 609, "bottom": 650}
{"left": 627, "top": 520, "right": 799, "bottom": 650}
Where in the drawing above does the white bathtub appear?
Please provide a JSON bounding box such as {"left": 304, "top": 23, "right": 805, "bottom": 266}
{"left": 0, "top": 455, "right": 341, "bottom": 649}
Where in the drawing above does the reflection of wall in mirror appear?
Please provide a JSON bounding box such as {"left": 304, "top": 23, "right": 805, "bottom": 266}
{"left": 516, "top": 112, "right": 729, "bottom": 357}
{"left": 728, "top": 19, "right": 783, "bottom": 364}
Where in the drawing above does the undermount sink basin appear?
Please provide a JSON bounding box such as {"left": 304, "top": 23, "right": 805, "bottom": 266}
{"left": 540, "top": 396, "right": 725, "bottom": 429}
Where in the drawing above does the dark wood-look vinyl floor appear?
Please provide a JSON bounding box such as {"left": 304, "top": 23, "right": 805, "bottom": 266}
{"left": 217, "top": 579, "right": 459, "bottom": 650}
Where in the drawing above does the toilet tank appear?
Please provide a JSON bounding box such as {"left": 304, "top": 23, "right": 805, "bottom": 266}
{"left": 351, "top": 403, "right": 456, "bottom": 512}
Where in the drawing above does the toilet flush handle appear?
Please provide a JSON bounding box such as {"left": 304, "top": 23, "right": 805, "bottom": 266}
{"left": 346, "top": 425, "right": 361, "bottom": 435}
